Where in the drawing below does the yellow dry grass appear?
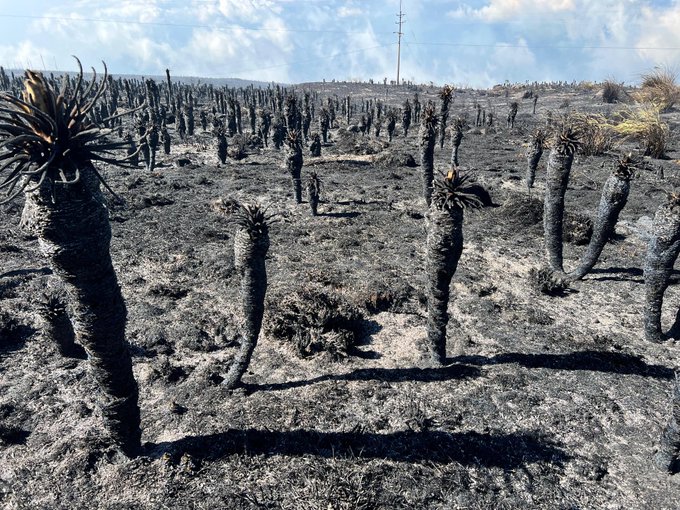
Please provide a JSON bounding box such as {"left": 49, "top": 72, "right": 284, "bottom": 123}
{"left": 634, "top": 66, "right": 680, "bottom": 112}
{"left": 613, "top": 104, "right": 669, "bottom": 158}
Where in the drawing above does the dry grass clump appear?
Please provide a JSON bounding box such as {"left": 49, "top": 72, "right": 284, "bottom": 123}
{"left": 613, "top": 104, "right": 670, "bottom": 158}
{"left": 528, "top": 267, "right": 570, "bottom": 296}
{"left": 602, "top": 79, "right": 622, "bottom": 103}
{"left": 265, "top": 285, "right": 365, "bottom": 360}
{"left": 569, "top": 113, "right": 616, "bottom": 156}
{"left": 635, "top": 66, "right": 680, "bottom": 112}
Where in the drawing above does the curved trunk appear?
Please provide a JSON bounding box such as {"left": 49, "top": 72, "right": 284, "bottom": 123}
{"left": 543, "top": 148, "right": 575, "bottom": 272}
{"left": 24, "top": 168, "right": 140, "bottom": 455}
{"left": 643, "top": 202, "right": 680, "bottom": 343}
{"left": 655, "top": 375, "right": 680, "bottom": 473}
{"left": 567, "top": 175, "right": 630, "bottom": 281}
{"left": 420, "top": 130, "right": 436, "bottom": 206}
{"left": 425, "top": 206, "right": 463, "bottom": 365}
{"left": 451, "top": 131, "right": 463, "bottom": 166}
{"left": 525, "top": 142, "right": 543, "bottom": 190}
{"left": 223, "top": 229, "right": 269, "bottom": 389}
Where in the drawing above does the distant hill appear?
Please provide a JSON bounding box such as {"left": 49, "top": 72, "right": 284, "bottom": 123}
{"left": 3, "top": 68, "right": 281, "bottom": 88}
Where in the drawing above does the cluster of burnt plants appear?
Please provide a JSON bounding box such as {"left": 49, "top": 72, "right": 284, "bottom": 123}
{"left": 2, "top": 62, "right": 680, "bottom": 480}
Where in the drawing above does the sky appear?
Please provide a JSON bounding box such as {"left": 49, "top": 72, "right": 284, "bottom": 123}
{"left": 0, "top": 0, "right": 679, "bottom": 88}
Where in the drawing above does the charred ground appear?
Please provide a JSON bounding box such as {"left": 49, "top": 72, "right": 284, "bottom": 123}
{"left": 1, "top": 81, "right": 680, "bottom": 508}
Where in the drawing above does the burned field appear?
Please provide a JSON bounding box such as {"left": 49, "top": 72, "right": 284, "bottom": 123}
{"left": 1, "top": 74, "right": 680, "bottom": 508}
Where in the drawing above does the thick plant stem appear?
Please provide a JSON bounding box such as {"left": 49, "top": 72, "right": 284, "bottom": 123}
{"left": 425, "top": 206, "right": 463, "bottom": 365}
{"left": 223, "top": 225, "right": 269, "bottom": 389}
{"left": 567, "top": 174, "right": 630, "bottom": 281}
{"left": 643, "top": 200, "right": 680, "bottom": 343}
{"left": 543, "top": 148, "right": 575, "bottom": 272}
{"left": 451, "top": 131, "right": 463, "bottom": 166}
{"left": 655, "top": 375, "right": 680, "bottom": 473}
{"left": 526, "top": 139, "right": 543, "bottom": 190}
{"left": 26, "top": 169, "right": 140, "bottom": 456}
{"left": 286, "top": 137, "right": 303, "bottom": 204}
{"left": 419, "top": 103, "right": 437, "bottom": 207}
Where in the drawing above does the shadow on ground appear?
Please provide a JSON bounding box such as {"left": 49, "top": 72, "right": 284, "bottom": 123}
{"left": 148, "top": 428, "right": 569, "bottom": 468}
{"left": 453, "top": 350, "right": 675, "bottom": 379}
{"left": 246, "top": 363, "right": 481, "bottom": 392}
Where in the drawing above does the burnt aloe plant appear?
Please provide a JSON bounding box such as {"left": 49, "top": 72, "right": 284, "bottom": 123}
{"left": 655, "top": 374, "right": 680, "bottom": 473}
{"left": 507, "top": 101, "right": 519, "bottom": 129}
{"left": 307, "top": 171, "right": 321, "bottom": 216}
{"left": 643, "top": 193, "right": 680, "bottom": 343}
{"left": 526, "top": 128, "right": 547, "bottom": 190}
{"left": 419, "top": 101, "right": 438, "bottom": 206}
{"left": 0, "top": 62, "right": 141, "bottom": 455}
{"left": 544, "top": 125, "right": 580, "bottom": 272}
{"left": 438, "top": 85, "right": 454, "bottom": 149}
{"left": 285, "top": 130, "right": 303, "bottom": 203}
{"left": 566, "top": 155, "right": 635, "bottom": 281}
{"left": 402, "top": 99, "right": 412, "bottom": 137}
{"left": 450, "top": 117, "right": 465, "bottom": 166}
{"left": 223, "top": 203, "right": 271, "bottom": 389}
{"left": 216, "top": 127, "right": 228, "bottom": 164}
{"left": 426, "top": 169, "right": 485, "bottom": 365}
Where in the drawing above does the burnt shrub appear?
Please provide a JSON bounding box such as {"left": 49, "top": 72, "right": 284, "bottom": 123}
{"left": 265, "top": 285, "right": 365, "bottom": 360}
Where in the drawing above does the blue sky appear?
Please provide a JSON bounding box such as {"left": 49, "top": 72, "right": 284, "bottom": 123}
{"left": 0, "top": 0, "right": 679, "bottom": 87}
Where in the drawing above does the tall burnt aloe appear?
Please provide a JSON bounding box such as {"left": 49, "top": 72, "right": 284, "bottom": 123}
{"left": 438, "top": 85, "right": 454, "bottom": 149}
{"left": 643, "top": 192, "right": 680, "bottom": 343}
{"left": 566, "top": 155, "right": 635, "bottom": 281}
{"left": 0, "top": 62, "right": 142, "bottom": 455}
{"left": 223, "top": 203, "right": 271, "bottom": 389}
{"left": 450, "top": 117, "right": 465, "bottom": 166}
{"left": 419, "top": 101, "right": 438, "bottom": 206}
{"left": 285, "top": 130, "right": 303, "bottom": 204}
{"left": 544, "top": 125, "right": 580, "bottom": 272}
{"left": 526, "top": 128, "right": 546, "bottom": 190}
{"left": 425, "top": 168, "right": 485, "bottom": 365}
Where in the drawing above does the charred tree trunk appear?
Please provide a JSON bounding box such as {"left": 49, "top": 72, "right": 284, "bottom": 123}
{"left": 567, "top": 163, "right": 632, "bottom": 281}
{"left": 526, "top": 131, "right": 545, "bottom": 190}
{"left": 25, "top": 168, "right": 141, "bottom": 455}
{"left": 425, "top": 206, "right": 463, "bottom": 365}
{"left": 655, "top": 374, "right": 680, "bottom": 473}
{"left": 223, "top": 206, "right": 270, "bottom": 389}
{"left": 285, "top": 134, "right": 303, "bottom": 203}
{"left": 643, "top": 197, "right": 680, "bottom": 343}
{"left": 544, "top": 144, "right": 576, "bottom": 272}
{"left": 419, "top": 102, "right": 438, "bottom": 206}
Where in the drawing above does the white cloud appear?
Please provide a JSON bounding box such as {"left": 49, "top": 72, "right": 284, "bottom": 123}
{"left": 338, "top": 6, "right": 364, "bottom": 18}
{"left": 448, "top": 0, "right": 575, "bottom": 21}
{"left": 635, "top": 3, "right": 680, "bottom": 70}
{"left": 0, "top": 41, "right": 50, "bottom": 71}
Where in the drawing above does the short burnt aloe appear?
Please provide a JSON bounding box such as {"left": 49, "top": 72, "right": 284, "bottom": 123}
{"left": 223, "top": 203, "right": 271, "bottom": 389}
{"left": 567, "top": 154, "right": 635, "bottom": 281}
{"left": 0, "top": 62, "right": 141, "bottom": 455}
{"left": 426, "top": 168, "right": 485, "bottom": 365}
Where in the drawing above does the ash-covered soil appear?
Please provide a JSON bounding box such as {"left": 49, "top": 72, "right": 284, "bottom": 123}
{"left": 1, "top": 83, "right": 680, "bottom": 509}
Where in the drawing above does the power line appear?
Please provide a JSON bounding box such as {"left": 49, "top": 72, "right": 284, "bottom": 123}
{"left": 408, "top": 41, "right": 680, "bottom": 51}
{"left": 0, "top": 13, "right": 392, "bottom": 35}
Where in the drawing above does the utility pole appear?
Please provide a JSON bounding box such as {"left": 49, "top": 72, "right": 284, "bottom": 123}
{"left": 395, "top": 0, "right": 405, "bottom": 86}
